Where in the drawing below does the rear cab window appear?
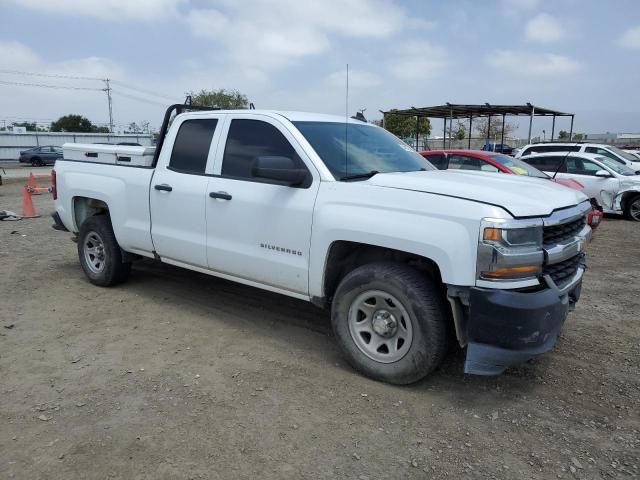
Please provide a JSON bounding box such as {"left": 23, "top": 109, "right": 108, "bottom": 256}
{"left": 169, "top": 119, "right": 219, "bottom": 174}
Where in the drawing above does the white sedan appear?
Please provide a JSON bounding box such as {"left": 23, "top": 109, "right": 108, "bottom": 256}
{"left": 522, "top": 152, "right": 640, "bottom": 221}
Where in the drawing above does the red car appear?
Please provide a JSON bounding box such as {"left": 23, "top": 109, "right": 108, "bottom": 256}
{"left": 420, "top": 150, "right": 603, "bottom": 230}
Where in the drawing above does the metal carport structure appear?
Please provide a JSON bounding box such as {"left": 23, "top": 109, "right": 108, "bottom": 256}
{"left": 381, "top": 103, "right": 575, "bottom": 150}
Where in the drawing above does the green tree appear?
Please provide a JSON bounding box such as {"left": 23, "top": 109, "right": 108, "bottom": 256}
{"left": 50, "top": 114, "right": 95, "bottom": 133}
{"left": 572, "top": 133, "right": 584, "bottom": 141}
{"left": 189, "top": 89, "right": 249, "bottom": 109}
{"left": 376, "top": 110, "right": 431, "bottom": 138}
{"left": 445, "top": 120, "right": 466, "bottom": 140}
{"left": 474, "top": 117, "right": 516, "bottom": 139}
{"left": 558, "top": 130, "right": 569, "bottom": 140}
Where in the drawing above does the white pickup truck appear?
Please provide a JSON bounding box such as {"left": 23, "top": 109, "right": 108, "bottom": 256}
{"left": 52, "top": 104, "right": 592, "bottom": 384}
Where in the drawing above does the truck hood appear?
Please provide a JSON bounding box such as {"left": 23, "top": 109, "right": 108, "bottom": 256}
{"left": 368, "top": 170, "right": 588, "bottom": 218}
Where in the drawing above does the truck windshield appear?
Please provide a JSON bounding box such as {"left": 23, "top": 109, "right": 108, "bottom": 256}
{"left": 489, "top": 154, "right": 548, "bottom": 178}
{"left": 293, "top": 121, "right": 433, "bottom": 180}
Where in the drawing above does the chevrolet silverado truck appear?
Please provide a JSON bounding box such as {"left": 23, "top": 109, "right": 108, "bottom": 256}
{"left": 52, "top": 104, "right": 592, "bottom": 384}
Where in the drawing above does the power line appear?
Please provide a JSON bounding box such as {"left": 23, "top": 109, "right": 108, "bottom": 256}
{"left": 111, "top": 80, "right": 177, "bottom": 102}
{"left": 0, "top": 69, "right": 103, "bottom": 81}
{"left": 112, "top": 90, "right": 168, "bottom": 107}
{"left": 0, "top": 79, "right": 104, "bottom": 91}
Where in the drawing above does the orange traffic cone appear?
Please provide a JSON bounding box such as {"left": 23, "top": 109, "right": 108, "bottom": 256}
{"left": 27, "top": 172, "right": 37, "bottom": 189}
{"left": 21, "top": 185, "right": 39, "bottom": 218}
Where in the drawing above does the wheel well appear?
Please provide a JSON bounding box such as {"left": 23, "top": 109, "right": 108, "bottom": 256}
{"left": 73, "top": 197, "right": 109, "bottom": 230}
{"left": 621, "top": 191, "right": 640, "bottom": 211}
{"left": 322, "top": 241, "right": 443, "bottom": 305}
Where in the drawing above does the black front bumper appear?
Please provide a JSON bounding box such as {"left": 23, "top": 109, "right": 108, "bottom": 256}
{"left": 463, "top": 278, "right": 582, "bottom": 375}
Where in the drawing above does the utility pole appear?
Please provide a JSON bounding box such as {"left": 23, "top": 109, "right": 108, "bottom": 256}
{"left": 103, "top": 79, "right": 114, "bottom": 133}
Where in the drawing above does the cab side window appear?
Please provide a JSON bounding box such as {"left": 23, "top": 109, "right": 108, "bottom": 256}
{"left": 169, "top": 119, "right": 218, "bottom": 174}
{"left": 221, "top": 119, "right": 309, "bottom": 184}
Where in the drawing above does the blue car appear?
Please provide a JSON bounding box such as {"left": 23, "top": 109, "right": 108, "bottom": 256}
{"left": 19, "top": 146, "right": 63, "bottom": 166}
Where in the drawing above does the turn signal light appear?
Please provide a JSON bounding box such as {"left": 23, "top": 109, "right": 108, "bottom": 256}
{"left": 481, "top": 265, "right": 541, "bottom": 279}
{"left": 483, "top": 227, "right": 502, "bottom": 242}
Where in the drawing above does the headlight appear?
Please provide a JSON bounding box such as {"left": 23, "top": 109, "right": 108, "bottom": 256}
{"left": 477, "top": 218, "right": 544, "bottom": 282}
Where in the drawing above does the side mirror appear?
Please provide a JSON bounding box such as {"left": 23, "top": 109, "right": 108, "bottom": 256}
{"left": 594, "top": 170, "right": 611, "bottom": 178}
{"left": 252, "top": 156, "right": 308, "bottom": 187}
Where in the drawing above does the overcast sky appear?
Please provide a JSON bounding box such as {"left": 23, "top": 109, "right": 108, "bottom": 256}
{"left": 0, "top": 0, "right": 639, "bottom": 137}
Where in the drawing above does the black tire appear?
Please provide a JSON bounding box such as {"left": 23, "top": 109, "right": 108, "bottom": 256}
{"left": 77, "top": 215, "right": 131, "bottom": 286}
{"left": 31, "top": 157, "right": 41, "bottom": 167}
{"left": 331, "top": 262, "right": 449, "bottom": 385}
{"left": 623, "top": 194, "right": 640, "bottom": 222}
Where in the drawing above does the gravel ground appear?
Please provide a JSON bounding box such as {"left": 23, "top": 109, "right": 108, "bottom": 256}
{"left": 1, "top": 181, "right": 638, "bottom": 479}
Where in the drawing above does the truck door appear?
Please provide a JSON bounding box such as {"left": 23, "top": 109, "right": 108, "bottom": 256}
{"left": 205, "top": 115, "right": 320, "bottom": 295}
{"left": 150, "top": 116, "right": 224, "bottom": 268}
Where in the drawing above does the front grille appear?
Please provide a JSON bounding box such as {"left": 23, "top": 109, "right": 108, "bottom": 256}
{"left": 543, "top": 253, "right": 584, "bottom": 286}
{"left": 543, "top": 216, "right": 586, "bottom": 245}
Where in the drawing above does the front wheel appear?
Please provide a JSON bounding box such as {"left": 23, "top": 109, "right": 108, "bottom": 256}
{"left": 331, "top": 262, "right": 449, "bottom": 385}
{"left": 624, "top": 194, "right": 640, "bottom": 222}
{"left": 77, "top": 215, "right": 131, "bottom": 286}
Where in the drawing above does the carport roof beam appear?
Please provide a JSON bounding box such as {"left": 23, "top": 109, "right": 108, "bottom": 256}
{"left": 383, "top": 103, "right": 573, "bottom": 119}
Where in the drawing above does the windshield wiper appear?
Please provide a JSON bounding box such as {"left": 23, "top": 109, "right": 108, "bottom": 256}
{"left": 340, "top": 170, "right": 379, "bottom": 181}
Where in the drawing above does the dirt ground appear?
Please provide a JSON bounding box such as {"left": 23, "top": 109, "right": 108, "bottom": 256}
{"left": 1, "top": 180, "right": 638, "bottom": 480}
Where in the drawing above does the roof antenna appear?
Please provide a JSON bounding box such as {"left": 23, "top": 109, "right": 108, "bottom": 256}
{"left": 345, "top": 63, "right": 349, "bottom": 178}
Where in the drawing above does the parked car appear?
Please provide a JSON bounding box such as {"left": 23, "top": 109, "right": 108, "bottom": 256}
{"left": 481, "top": 143, "right": 514, "bottom": 155}
{"left": 624, "top": 149, "right": 640, "bottom": 161}
{"left": 515, "top": 142, "right": 640, "bottom": 172}
{"left": 19, "top": 146, "right": 63, "bottom": 166}
{"left": 52, "top": 105, "right": 592, "bottom": 384}
{"left": 420, "top": 150, "right": 602, "bottom": 229}
{"left": 521, "top": 152, "right": 640, "bottom": 221}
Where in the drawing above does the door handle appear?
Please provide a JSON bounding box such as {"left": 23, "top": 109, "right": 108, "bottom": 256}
{"left": 154, "top": 184, "right": 173, "bottom": 192}
{"left": 209, "top": 191, "right": 232, "bottom": 200}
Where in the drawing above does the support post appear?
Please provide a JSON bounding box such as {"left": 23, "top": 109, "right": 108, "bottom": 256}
{"left": 468, "top": 115, "right": 472, "bottom": 149}
{"left": 569, "top": 115, "right": 574, "bottom": 140}
{"left": 551, "top": 115, "right": 556, "bottom": 141}
{"left": 527, "top": 105, "right": 535, "bottom": 143}
{"left": 449, "top": 108, "right": 453, "bottom": 149}
{"left": 500, "top": 113, "right": 505, "bottom": 149}
{"left": 487, "top": 115, "right": 492, "bottom": 149}
{"left": 443, "top": 117, "right": 446, "bottom": 150}
{"left": 415, "top": 116, "right": 419, "bottom": 151}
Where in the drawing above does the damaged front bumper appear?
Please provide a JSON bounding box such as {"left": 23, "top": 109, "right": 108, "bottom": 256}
{"left": 448, "top": 265, "right": 584, "bottom": 375}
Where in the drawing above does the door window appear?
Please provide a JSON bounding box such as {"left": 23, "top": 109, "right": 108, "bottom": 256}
{"left": 169, "top": 119, "right": 218, "bottom": 174}
{"left": 523, "top": 155, "right": 565, "bottom": 172}
{"left": 425, "top": 153, "right": 447, "bottom": 169}
{"left": 221, "top": 119, "right": 309, "bottom": 184}
{"left": 585, "top": 147, "right": 623, "bottom": 164}
{"left": 447, "top": 154, "right": 484, "bottom": 171}
{"left": 566, "top": 159, "right": 603, "bottom": 176}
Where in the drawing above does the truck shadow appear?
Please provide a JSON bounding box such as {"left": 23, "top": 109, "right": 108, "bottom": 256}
{"left": 117, "top": 259, "right": 543, "bottom": 397}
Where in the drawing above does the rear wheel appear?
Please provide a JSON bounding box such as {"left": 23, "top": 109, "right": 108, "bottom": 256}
{"left": 77, "top": 215, "right": 131, "bottom": 286}
{"left": 31, "top": 157, "right": 42, "bottom": 167}
{"left": 624, "top": 194, "right": 640, "bottom": 222}
{"left": 331, "top": 262, "right": 449, "bottom": 385}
